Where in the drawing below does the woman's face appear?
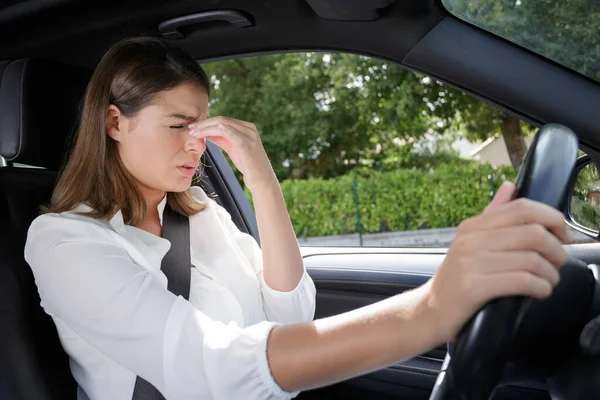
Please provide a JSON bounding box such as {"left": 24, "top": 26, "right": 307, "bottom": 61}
{"left": 107, "top": 83, "right": 209, "bottom": 197}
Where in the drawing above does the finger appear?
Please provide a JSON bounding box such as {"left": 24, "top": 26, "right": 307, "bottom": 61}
{"left": 479, "top": 250, "right": 560, "bottom": 286}
{"left": 193, "top": 117, "right": 255, "bottom": 137}
{"left": 464, "top": 224, "right": 567, "bottom": 268}
{"left": 205, "top": 136, "right": 233, "bottom": 152}
{"left": 199, "top": 120, "right": 254, "bottom": 140}
{"left": 482, "top": 271, "right": 553, "bottom": 300}
{"left": 224, "top": 117, "right": 257, "bottom": 131}
{"left": 192, "top": 123, "right": 246, "bottom": 146}
{"left": 460, "top": 198, "right": 570, "bottom": 244}
{"left": 484, "top": 182, "right": 516, "bottom": 213}
{"left": 203, "top": 116, "right": 254, "bottom": 130}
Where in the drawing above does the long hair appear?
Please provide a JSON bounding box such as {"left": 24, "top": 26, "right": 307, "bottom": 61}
{"left": 46, "top": 36, "right": 211, "bottom": 225}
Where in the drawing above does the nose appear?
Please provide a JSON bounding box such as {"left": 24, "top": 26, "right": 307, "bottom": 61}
{"left": 184, "top": 134, "right": 206, "bottom": 154}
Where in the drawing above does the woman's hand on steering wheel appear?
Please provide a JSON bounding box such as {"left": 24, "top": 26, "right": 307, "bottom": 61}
{"left": 424, "top": 181, "right": 570, "bottom": 343}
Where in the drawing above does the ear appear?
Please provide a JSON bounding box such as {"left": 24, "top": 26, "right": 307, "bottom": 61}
{"left": 106, "top": 104, "right": 127, "bottom": 142}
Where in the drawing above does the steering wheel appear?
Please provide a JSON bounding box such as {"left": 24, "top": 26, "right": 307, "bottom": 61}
{"left": 429, "top": 124, "right": 579, "bottom": 400}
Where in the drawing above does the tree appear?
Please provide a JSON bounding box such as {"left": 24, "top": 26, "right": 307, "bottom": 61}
{"left": 205, "top": 55, "right": 466, "bottom": 176}
{"left": 203, "top": 53, "right": 426, "bottom": 180}
{"left": 417, "top": 79, "right": 534, "bottom": 168}
{"left": 441, "top": 0, "right": 600, "bottom": 166}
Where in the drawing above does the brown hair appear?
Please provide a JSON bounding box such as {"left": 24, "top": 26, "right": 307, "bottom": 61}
{"left": 46, "top": 36, "right": 210, "bottom": 225}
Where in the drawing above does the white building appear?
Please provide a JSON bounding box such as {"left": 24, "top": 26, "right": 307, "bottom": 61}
{"left": 470, "top": 136, "right": 533, "bottom": 167}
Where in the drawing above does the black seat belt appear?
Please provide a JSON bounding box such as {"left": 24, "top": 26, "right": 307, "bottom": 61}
{"left": 132, "top": 203, "right": 191, "bottom": 400}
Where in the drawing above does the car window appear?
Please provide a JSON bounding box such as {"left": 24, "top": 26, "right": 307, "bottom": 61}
{"left": 442, "top": 0, "right": 600, "bottom": 83}
{"left": 202, "top": 53, "right": 590, "bottom": 247}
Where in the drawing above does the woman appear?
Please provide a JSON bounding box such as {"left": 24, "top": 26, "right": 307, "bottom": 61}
{"left": 25, "top": 37, "right": 569, "bottom": 400}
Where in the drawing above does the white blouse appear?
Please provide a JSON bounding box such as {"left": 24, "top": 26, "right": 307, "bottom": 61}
{"left": 24, "top": 186, "right": 317, "bottom": 400}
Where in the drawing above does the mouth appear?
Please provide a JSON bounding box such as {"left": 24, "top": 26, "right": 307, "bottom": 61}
{"left": 177, "top": 162, "right": 199, "bottom": 177}
{"left": 179, "top": 162, "right": 199, "bottom": 170}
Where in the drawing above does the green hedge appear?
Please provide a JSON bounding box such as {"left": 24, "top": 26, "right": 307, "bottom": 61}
{"left": 248, "top": 163, "right": 517, "bottom": 238}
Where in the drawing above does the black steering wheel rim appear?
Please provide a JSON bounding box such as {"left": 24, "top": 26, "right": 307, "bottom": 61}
{"left": 429, "top": 124, "right": 579, "bottom": 400}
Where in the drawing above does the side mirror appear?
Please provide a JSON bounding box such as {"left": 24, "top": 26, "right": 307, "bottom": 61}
{"left": 565, "top": 155, "right": 600, "bottom": 240}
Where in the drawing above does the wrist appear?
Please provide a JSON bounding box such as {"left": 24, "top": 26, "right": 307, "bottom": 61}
{"left": 412, "top": 281, "right": 452, "bottom": 346}
{"left": 247, "top": 172, "right": 279, "bottom": 194}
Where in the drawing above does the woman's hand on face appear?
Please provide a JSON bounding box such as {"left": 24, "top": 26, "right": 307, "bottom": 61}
{"left": 424, "top": 182, "right": 570, "bottom": 343}
{"left": 189, "top": 117, "right": 276, "bottom": 192}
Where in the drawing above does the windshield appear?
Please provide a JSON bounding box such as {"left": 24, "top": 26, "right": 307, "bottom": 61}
{"left": 442, "top": 0, "right": 600, "bottom": 83}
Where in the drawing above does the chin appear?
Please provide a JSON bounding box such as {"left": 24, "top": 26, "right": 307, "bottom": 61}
{"left": 168, "top": 182, "right": 192, "bottom": 193}
{"left": 169, "top": 176, "right": 196, "bottom": 192}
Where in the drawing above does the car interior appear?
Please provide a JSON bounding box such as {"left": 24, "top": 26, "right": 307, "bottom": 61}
{"left": 1, "top": 0, "right": 599, "bottom": 399}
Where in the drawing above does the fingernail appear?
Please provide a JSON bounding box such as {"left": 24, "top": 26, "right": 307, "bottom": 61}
{"left": 188, "top": 128, "right": 196, "bottom": 136}
{"left": 218, "top": 123, "right": 225, "bottom": 130}
{"left": 188, "top": 123, "right": 196, "bottom": 129}
{"left": 497, "top": 181, "right": 513, "bottom": 194}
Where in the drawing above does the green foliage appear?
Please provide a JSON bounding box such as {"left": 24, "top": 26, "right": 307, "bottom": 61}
{"left": 245, "top": 163, "right": 517, "bottom": 238}
{"left": 203, "top": 53, "right": 399, "bottom": 180}
{"left": 444, "top": 0, "right": 600, "bottom": 82}
{"left": 202, "top": 51, "right": 534, "bottom": 180}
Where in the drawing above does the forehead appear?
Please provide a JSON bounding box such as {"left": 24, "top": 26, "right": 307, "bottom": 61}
{"left": 154, "top": 82, "right": 209, "bottom": 117}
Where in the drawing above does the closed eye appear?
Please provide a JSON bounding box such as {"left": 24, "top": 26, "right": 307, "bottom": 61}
{"left": 169, "top": 125, "right": 185, "bottom": 129}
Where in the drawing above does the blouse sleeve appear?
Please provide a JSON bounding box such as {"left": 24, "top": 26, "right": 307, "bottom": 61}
{"left": 25, "top": 214, "right": 299, "bottom": 400}
{"left": 210, "top": 199, "right": 316, "bottom": 325}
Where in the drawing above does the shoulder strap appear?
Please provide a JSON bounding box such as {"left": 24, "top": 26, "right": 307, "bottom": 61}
{"left": 161, "top": 204, "right": 191, "bottom": 300}
{"left": 132, "top": 203, "right": 191, "bottom": 399}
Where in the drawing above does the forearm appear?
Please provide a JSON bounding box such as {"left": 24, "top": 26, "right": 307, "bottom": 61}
{"left": 267, "top": 281, "right": 444, "bottom": 392}
{"left": 250, "top": 177, "right": 305, "bottom": 291}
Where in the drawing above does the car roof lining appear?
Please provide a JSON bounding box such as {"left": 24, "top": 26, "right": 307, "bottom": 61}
{"left": 1, "top": 0, "right": 599, "bottom": 150}
{"left": 0, "top": 0, "right": 444, "bottom": 65}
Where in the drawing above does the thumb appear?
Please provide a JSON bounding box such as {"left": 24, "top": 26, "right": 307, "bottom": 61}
{"left": 484, "top": 181, "right": 516, "bottom": 213}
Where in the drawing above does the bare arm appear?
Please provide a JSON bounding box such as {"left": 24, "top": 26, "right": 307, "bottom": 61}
{"left": 192, "top": 117, "right": 306, "bottom": 291}
{"left": 268, "top": 282, "right": 439, "bottom": 391}
{"left": 250, "top": 179, "right": 304, "bottom": 291}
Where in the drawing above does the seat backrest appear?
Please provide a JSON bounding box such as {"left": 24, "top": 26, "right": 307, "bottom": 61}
{"left": 0, "top": 58, "right": 91, "bottom": 400}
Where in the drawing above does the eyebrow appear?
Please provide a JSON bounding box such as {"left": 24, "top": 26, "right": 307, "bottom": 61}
{"left": 166, "top": 113, "right": 200, "bottom": 121}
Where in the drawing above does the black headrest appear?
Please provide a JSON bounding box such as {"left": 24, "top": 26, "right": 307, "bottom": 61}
{"left": 0, "top": 59, "right": 92, "bottom": 170}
